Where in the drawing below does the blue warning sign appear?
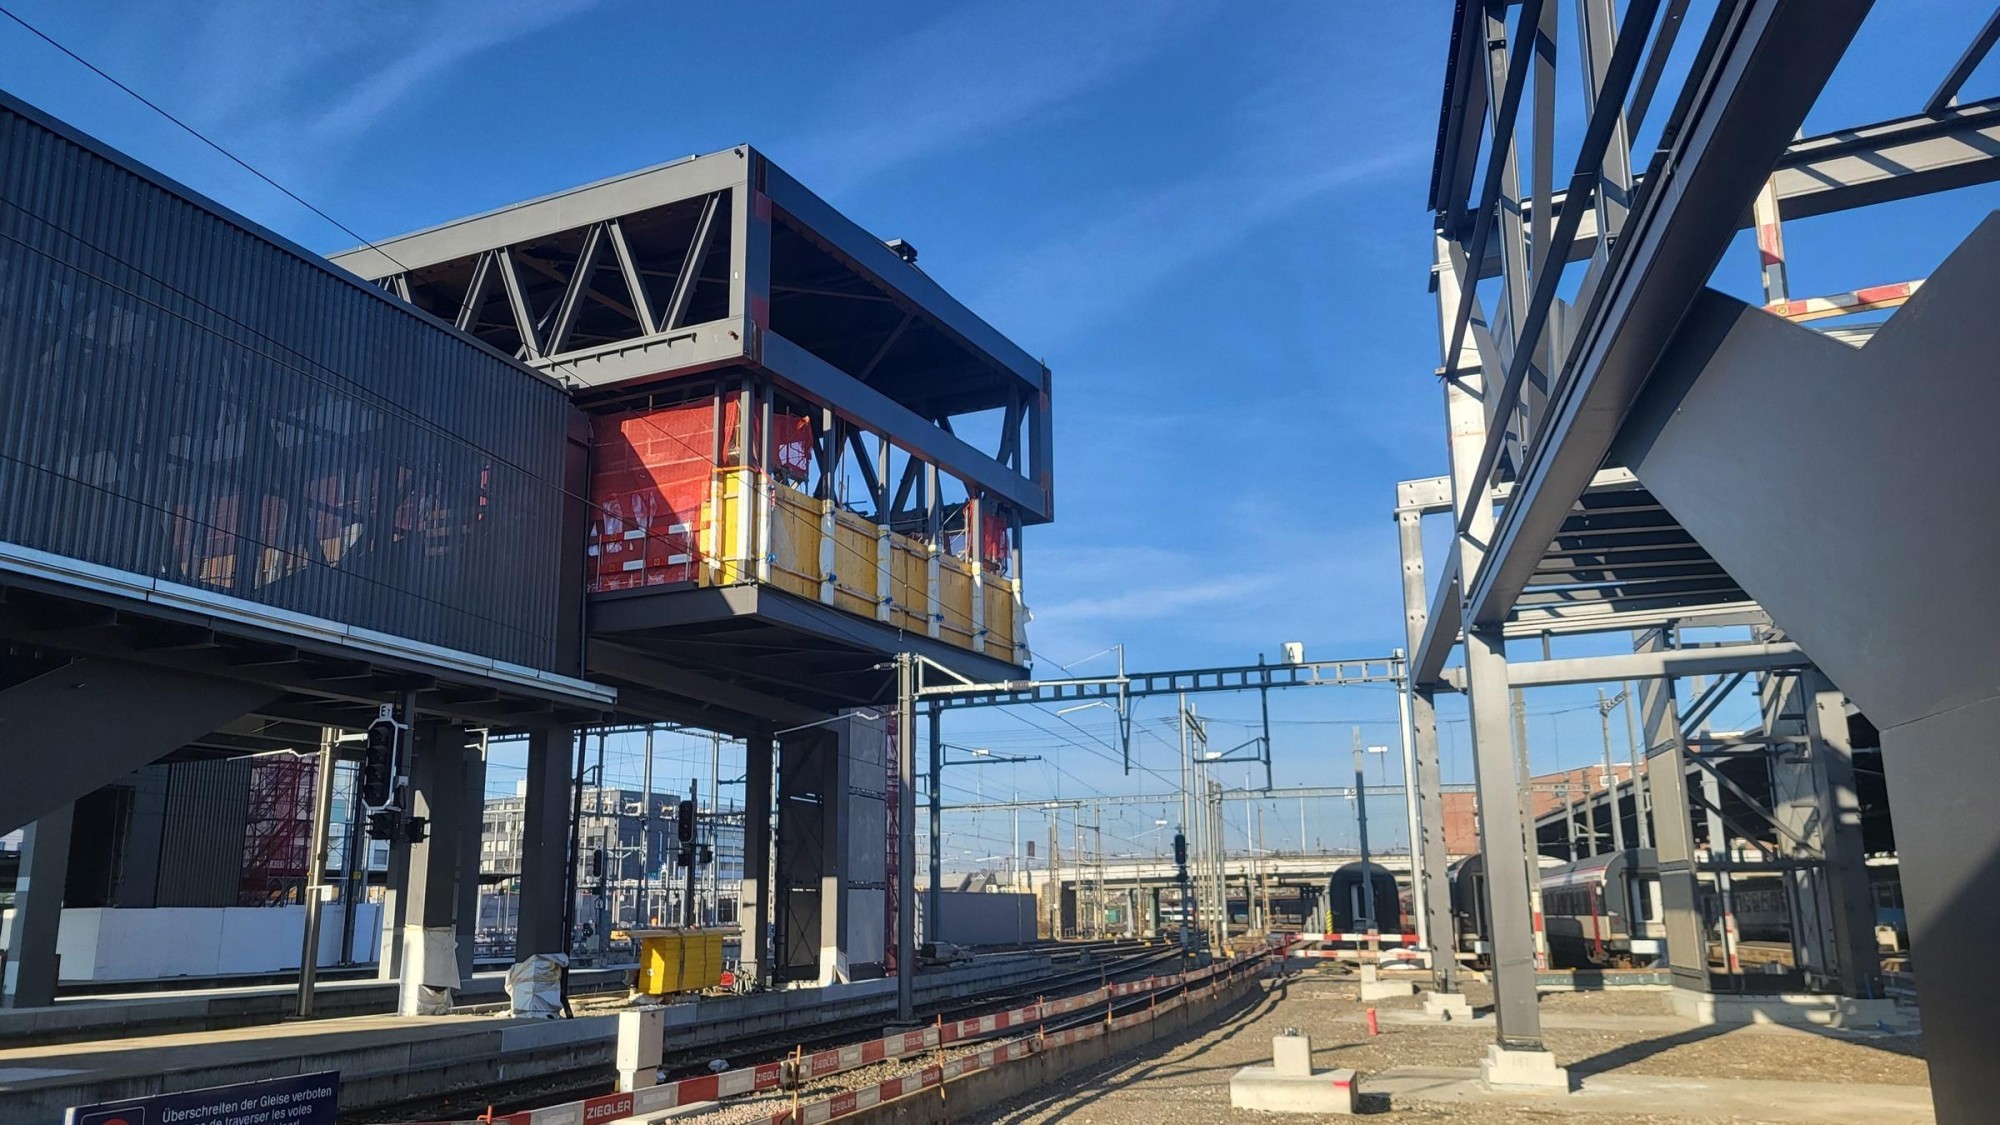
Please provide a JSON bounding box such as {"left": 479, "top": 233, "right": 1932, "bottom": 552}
{"left": 66, "top": 1071, "right": 339, "bottom": 1125}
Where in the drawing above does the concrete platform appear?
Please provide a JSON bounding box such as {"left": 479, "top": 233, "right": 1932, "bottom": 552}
{"left": 0, "top": 965, "right": 634, "bottom": 1046}
{"left": 1369, "top": 1066, "right": 1934, "bottom": 1123}
{"left": 0, "top": 955, "right": 1055, "bottom": 1119}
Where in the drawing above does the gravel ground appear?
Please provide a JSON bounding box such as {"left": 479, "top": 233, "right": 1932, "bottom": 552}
{"left": 959, "top": 963, "right": 1928, "bottom": 1124}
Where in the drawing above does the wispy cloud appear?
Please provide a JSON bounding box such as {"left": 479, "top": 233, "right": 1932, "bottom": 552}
{"left": 151, "top": 0, "right": 603, "bottom": 182}
{"left": 776, "top": 0, "right": 1215, "bottom": 194}
{"left": 962, "top": 16, "right": 1432, "bottom": 347}
{"left": 300, "top": 0, "right": 602, "bottom": 149}
{"left": 970, "top": 142, "right": 1424, "bottom": 347}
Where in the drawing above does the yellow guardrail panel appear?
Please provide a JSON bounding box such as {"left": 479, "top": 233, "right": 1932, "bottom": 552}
{"left": 692, "top": 474, "right": 1025, "bottom": 660}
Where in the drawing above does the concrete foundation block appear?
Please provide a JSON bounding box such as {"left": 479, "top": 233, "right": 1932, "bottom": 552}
{"left": 1360, "top": 978, "right": 1414, "bottom": 1001}
{"left": 1668, "top": 989, "right": 1910, "bottom": 1029}
{"left": 1422, "top": 991, "right": 1474, "bottom": 1021}
{"left": 1230, "top": 1066, "right": 1358, "bottom": 1114}
{"left": 1479, "top": 1044, "right": 1568, "bottom": 1091}
{"left": 1272, "top": 1034, "right": 1313, "bottom": 1077}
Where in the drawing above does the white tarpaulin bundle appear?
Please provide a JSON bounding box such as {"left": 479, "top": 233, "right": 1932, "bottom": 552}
{"left": 507, "top": 952, "right": 567, "bottom": 1018}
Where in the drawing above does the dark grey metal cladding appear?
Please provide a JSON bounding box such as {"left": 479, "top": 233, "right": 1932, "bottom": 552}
{"left": 1616, "top": 213, "right": 2000, "bottom": 732}
{"left": 0, "top": 94, "right": 578, "bottom": 673}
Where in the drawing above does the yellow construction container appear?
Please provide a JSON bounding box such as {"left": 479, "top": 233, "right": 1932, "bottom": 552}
{"left": 633, "top": 930, "right": 725, "bottom": 995}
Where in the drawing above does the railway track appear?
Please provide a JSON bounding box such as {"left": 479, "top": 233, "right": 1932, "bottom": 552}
{"left": 351, "top": 940, "right": 1183, "bottom": 1124}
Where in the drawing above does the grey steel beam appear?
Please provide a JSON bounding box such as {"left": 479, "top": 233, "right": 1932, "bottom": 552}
{"left": 759, "top": 332, "right": 1050, "bottom": 521}
{"left": 605, "top": 218, "right": 658, "bottom": 336}
{"left": 0, "top": 805, "right": 71, "bottom": 1008}
{"left": 586, "top": 640, "right": 828, "bottom": 729}
{"left": 534, "top": 317, "right": 747, "bottom": 388}
{"left": 1503, "top": 641, "right": 1804, "bottom": 688}
{"left": 669, "top": 193, "right": 723, "bottom": 332}
{"left": 329, "top": 149, "right": 750, "bottom": 278}
{"left": 1478, "top": 94, "right": 2000, "bottom": 278}
{"left": 0, "top": 659, "right": 276, "bottom": 837}
{"left": 1926, "top": 8, "right": 2000, "bottom": 116}
{"left": 495, "top": 247, "right": 543, "bottom": 359}
{"left": 454, "top": 251, "right": 493, "bottom": 333}
{"left": 1772, "top": 94, "right": 2000, "bottom": 219}
{"left": 544, "top": 223, "right": 606, "bottom": 356}
{"left": 1414, "top": 557, "right": 1463, "bottom": 688}
{"left": 1429, "top": 0, "right": 1490, "bottom": 223}
{"left": 1465, "top": 0, "right": 1873, "bottom": 630}
{"left": 1400, "top": 489, "right": 1459, "bottom": 992}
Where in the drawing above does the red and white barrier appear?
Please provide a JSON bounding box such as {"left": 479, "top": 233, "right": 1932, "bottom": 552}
{"left": 472, "top": 942, "right": 1291, "bottom": 1125}
{"left": 1767, "top": 280, "right": 1922, "bottom": 323}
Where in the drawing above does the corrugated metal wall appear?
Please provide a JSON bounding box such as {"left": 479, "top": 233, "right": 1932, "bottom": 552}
{"left": 156, "top": 759, "right": 254, "bottom": 908}
{"left": 0, "top": 95, "right": 578, "bottom": 671}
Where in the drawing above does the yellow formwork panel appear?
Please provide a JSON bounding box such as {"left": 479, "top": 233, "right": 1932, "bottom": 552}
{"left": 767, "top": 486, "right": 822, "bottom": 600}
{"left": 937, "top": 557, "right": 976, "bottom": 648}
{"left": 892, "top": 540, "right": 928, "bottom": 635}
{"left": 986, "top": 578, "right": 1016, "bottom": 654}
{"left": 692, "top": 473, "right": 1025, "bottom": 660}
{"left": 634, "top": 930, "right": 724, "bottom": 995}
{"left": 830, "top": 509, "right": 880, "bottom": 619}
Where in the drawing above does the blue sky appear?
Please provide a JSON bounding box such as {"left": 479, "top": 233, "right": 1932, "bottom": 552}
{"left": 5, "top": 1, "right": 1997, "bottom": 866}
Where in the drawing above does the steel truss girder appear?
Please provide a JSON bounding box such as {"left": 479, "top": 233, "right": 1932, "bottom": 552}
{"left": 920, "top": 657, "right": 1401, "bottom": 710}
{"left": 332, "top": 147, "right": 1054, "bottom": 524}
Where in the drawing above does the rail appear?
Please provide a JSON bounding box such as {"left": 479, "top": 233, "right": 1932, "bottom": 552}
{"left": 432, "top": 941, "right": 1288, "bottom": 1125}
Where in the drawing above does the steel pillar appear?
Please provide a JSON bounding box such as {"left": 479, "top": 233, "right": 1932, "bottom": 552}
{"left": 1464, "top": 626, "right": 1544, "bottom": 1049}
{"left": 514, "top": 726, "right": 573, "bottom": 962}
{"left": 400, "top": 723, "right": 468, "bottom": 1014}
{"left": 1437, "top": 278, "right": 1547, "bottom": 1056}
{"left": 1636, "top": 634, "right": 1708, "bottom": 995}
{"left": 927, "top": 705, "right": 942, "bottom": 946}
{"left": 1413, "top": 687, "right": 1457, "bottom": 992}
{"left": 1, "top": 804, "right": 73, "bottom": 1008}
{"left": 455, "top": 731, "right": 487, "bottom": 983}
{"left": 1801, "top": 671, "right": 1882, "bottom": 998}
{"left": 739, "top": 731, "right": 773, "bottom": 986}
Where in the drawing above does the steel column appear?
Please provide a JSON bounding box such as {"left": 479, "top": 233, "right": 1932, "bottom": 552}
{"left": 456, "top": 731, "right": 488, "bottom": 983}
{"left": 1802, "top": 671, "right": 1882, "bottom": 998}
{"left": 1636, "top": 634, "right": 1708, "bottom": 995}
{"left": 927, "top": 705, "right": 942, "bottom": 944}
{"left": 740, "top": 730, "right": 773, "bottom": 986}
{"left": 400, "top": 723, "right": 468, "bottom": 1014}
{"left": 514, "top": 726, "right": 573, "bottom": 962}
{"left": 895, "top": 655, "right": 916, "bottom": 1021}
{"left": 1, "top": 804, "right": 73, "bottom": 1008}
